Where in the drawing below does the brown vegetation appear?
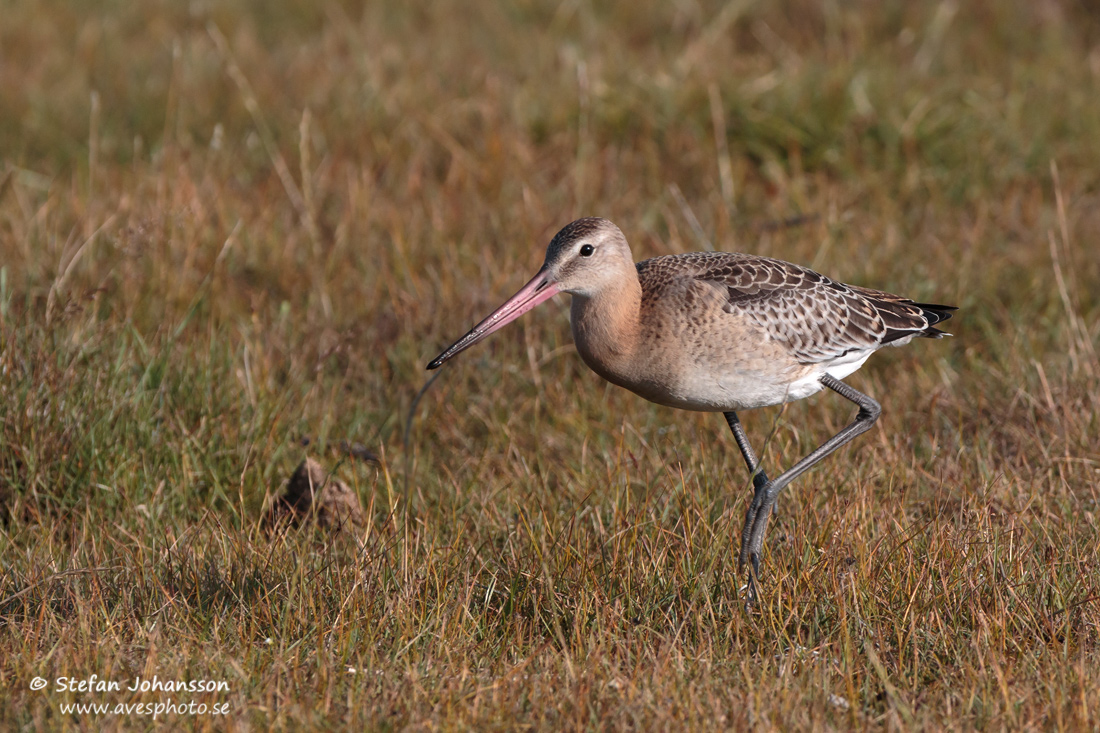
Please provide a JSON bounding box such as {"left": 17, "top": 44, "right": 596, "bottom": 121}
{"left": 2, "top": 0, "right": 1099, "bottom": 729}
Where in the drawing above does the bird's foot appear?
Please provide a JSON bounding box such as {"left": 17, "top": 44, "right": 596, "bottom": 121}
{"left": 739, "top": 552, "right": 763, "bottom": 608}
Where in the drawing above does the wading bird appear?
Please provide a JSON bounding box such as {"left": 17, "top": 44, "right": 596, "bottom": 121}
{"left": 428, "top": 218, "right": 955, "bottom": 598}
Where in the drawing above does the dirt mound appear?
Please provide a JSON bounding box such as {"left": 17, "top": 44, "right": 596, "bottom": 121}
{"left": 265, "top": 458, "right": 365, "bottom": 532}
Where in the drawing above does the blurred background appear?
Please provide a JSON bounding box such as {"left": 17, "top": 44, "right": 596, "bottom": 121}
{"left": 2, "top": 0, "right": 1099, "bottom": 728}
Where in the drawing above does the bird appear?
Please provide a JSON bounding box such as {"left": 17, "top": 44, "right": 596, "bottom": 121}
{"left": 427, "top": 217, "right": 955, "bottom": 599}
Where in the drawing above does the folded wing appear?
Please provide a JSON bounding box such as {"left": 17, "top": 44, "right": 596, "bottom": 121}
{"left": 679, "top": 253, "right": 955, "bottom": 364}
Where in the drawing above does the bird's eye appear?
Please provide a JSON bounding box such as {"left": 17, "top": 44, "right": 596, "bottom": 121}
{"left": 579, "top": 244, "right": 595, "bottom": 257}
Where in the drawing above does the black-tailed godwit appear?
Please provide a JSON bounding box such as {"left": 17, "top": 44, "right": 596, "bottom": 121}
{"left": 428, "top": 217, "right": 955, "bottom": 599}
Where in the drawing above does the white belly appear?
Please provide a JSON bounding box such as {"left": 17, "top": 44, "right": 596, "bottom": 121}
{"left": 663, "top": 350, "right": 874, "bottom": 412}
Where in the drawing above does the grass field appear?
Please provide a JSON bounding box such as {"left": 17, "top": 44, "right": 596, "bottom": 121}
{"left": 3, "top": 0, "right": 1100, "bottom": 729}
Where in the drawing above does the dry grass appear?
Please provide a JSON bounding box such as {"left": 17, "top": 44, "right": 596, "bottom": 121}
{"left": 2, "top": 0, "right": 1100, "bottom": 729}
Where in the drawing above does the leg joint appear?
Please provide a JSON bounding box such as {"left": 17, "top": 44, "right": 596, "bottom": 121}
{"left": 860, "top": 395, "right": 882, "bottom": 423}
{"left": 821, "top": 374, "right": 881, "bottom": 423}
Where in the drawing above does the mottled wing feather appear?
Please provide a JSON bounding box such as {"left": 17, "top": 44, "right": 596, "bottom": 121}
{"left": 637, "top": 252, "right": 949, "bottom": 365}
{"left": 711, "top": 260, "right": 886, "bottom": 362}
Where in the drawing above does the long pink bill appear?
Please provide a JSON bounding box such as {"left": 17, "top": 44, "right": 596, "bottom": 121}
{"left": 427, "top": 267, "right": 560, "bottom": 370}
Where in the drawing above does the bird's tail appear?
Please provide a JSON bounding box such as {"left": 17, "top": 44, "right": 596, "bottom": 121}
{"left": 911, "top": 302, "right": 957, "bottom": 338}
{"left": 848, "top": 284, "right": 958, "bottom": 342}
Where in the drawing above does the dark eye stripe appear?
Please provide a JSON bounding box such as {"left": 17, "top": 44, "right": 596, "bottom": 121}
{"left": 580, "top": 244, "right": 594, "bottom": 257}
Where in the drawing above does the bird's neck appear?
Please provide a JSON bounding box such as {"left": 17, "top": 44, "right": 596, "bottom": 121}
{"left": 569, "top": 276, "right": 642, "bottom": 384}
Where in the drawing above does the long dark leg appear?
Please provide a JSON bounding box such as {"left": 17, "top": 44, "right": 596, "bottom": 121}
{"left": 724, "top": 410, "right": 772, "bottom": 604}
{"left": 723, "top": 411, "right": 770, "bottom": 493}
{"left": 738, "top": 375, "right": 881, "bottom": 583}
